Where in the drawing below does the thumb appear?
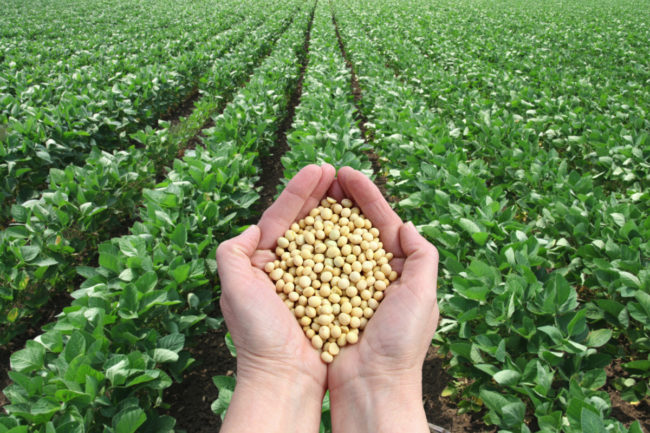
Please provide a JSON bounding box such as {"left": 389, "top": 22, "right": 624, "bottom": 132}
{"left": 398, "top": 222, "right": 439, "bottom": 303}
{"left": 216, "top": 225, "right": 261, "bottom": 289}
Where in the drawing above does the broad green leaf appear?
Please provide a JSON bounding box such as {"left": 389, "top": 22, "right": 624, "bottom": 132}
{"left": 586, "top": 329, "right": 612, "bottom": 347}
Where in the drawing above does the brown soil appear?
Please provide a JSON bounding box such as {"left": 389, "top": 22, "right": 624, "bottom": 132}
{"left": 163, "top": 323, "right": 236, "bottom": 433}
{"left": 423, "top": 346, "right": 496, "bottom": 433}
{"left": 0, "top": 290, "right": 73, "bottom": 411}
{"left": 606, "top": 359, "right": 650, "bottom": 431}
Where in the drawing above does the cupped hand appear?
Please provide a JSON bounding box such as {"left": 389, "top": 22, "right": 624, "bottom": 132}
{"left": 216, "top": 164, "right": 335, "bottom": 391}
{"left": 326, "top": 166, "right": 440, "bottom": 391}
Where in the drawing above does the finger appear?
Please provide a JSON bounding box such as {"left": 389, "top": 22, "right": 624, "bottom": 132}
{"left": 216, "top": 225, "right": 261, "bottom": 291}
{"left": 388, "top": 257, "right": 405, "bottom": 274}
{"left": 398, "top": 222, "right": 439, "bottom": 304}
{"left": 337, "top": 166, "right": 404, "bottom": 257}
{"left": 297, "top": 163, "right": 336, "bottom": 217}
{"left": 251, "top": 250, "right": 276, "bottom": 270}
{"left": 326, "top": 178, "right": 345, "bottom": 202}
{"left": 258, "top": 164, "right": 335, "bottom": 249}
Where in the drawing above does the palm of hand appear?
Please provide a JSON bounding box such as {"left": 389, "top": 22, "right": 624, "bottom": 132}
{"left": 218, "top": 164, "right": 438, "bottom": 396}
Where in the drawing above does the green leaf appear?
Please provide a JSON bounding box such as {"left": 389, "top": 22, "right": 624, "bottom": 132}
{"left": 170, "top": 264, "right": 191, "bottom": 283}
{"left": 502, "top": 401, "right": 525, "bottom": 427}
{"left": 171, "top": 223, "right": 188, "bottom": 248}
{"left": 153, "top": 348, "right": 179, "bottom": 363}
{"left": 10, "top": 342, "right": 45, "bottom": 373}
{"left": 114, "top": 406, "right": 146, "bottom": 433}
{"left": 493, "top": 369, "right": 521, "bottom": 386}
{"left": 459, "top": 218, "right": 481, "bottom": 235}
{"left": 586, "top": 329, "right": 612, "bottom": 347}
{"left": 19, "top": 245, "right": 40, "bottom": 262}
{"left": 580, "top": 407, "right": 607, "bottom": 433}
{"left": 64, "top": 332, "right": 86, "bottom": 363}
{"left": 158, "top": 334, "right": 185, "bottom": 352}
{"left": 225, "top": 333, "right": 237, "bottom": 358}
{"left": 471, "top": 231, "right": 489, "bottom": 246}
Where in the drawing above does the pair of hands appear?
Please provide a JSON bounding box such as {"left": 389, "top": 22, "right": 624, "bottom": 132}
{"left": 216, "top": 165, "right": 439, "bottom": 433}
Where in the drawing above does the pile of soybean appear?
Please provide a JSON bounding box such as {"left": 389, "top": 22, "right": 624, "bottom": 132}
{"left": 265, "top": 197, "right": 397, "bottom": 363}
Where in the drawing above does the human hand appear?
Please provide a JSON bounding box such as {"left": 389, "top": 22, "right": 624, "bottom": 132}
{"left": 216, "top": 164, "right": 336, "bottom": 433}
{"left": 326, "top": 167, "right": 440, "bottom": 433}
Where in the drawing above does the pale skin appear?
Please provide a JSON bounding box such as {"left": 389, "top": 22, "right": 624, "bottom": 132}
{"left": 216, "top": 164, "right": 439, "bottom": 433}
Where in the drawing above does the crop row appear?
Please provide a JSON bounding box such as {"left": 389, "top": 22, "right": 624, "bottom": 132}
{"left": 0, "top": 2, "right": 315, "bottom": 431}
{"left": 0, "top": 1, "right": 297, "bottom": 343}
{"left": 0, "top": 0, "right": 253, "bottom": 220}
{"left": 281, "top": 0, "right": 371, "bottom": 182}
{"left": 332, "top": 1, "right": 648, "bottom": 432}
{"left": 210, "top": 3, "right": 368, "bottom": 430}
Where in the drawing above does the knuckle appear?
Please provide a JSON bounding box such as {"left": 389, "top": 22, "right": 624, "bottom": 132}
{"left": 216, "top": 241, "right": 232, "bottom": 262}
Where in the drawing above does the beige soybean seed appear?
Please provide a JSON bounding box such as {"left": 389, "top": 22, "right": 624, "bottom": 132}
{"left": 350, "top": 316, "right": 361, "bottom": 329}
{"left": 319, "top": 285, "right": 331, "bottom": 297}
{"left": 345, "top": 286, "right": 358, "bottom": 298}
{"left": 338, "top": 312, "right": 351, "bottom": 326}
{"left": 319, "top": 326, "right": 331, "bottom": 340}
{"left": 346, "top": 331, "right": 359, "bottom": 344}
{"left": 308, "top": 296, "right": 321, "bottom": 308}
{"left": 270, "top": 268, "right": 284, "bottom": 281}
{"left": 318, "top": 314, "right": 334, "bottom": 326}
{"left": 277, "top": 237, "right": 290, "bottom": 248}
{"left": 321, "top": 270, "right": 333, "bottom": 283}
{"left": 360, "top": 317, "right": 368, "bottom": 329}
{"left": 312, "top": 335, "right": 323, "bottom": 350}
{"left": 321, "top": 208, "right": 333, "bottom": 220}
{"left": 321, "top": 351, "right": 334, "bottom": 363}
{"left": 328, "top": 342, "right": 340, "bottom": 356}
{"left": 341, "top": 302, "right": 352, "bottom": 314}
{"left": 298, "top": 276, "right": 311, "bottom": 289}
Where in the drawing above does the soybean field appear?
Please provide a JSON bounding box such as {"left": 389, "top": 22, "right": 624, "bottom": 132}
{"left": 0, "top": 0, "right": 648, "bottom": 431}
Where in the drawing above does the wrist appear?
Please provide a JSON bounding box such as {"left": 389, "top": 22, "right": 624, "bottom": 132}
{"left": 329, "top": 371, "right": 428, "bottom": 433}
{"left": 220, "top": 359, "right": 325, "bottom": 433}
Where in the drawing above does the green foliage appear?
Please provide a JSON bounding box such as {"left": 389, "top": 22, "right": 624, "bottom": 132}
{"left": 334, "top": 0, "right": 649, "bottom": 430}
{"left": 0, "top": 1, "right": 313, "bottom": 430}
{"left": 0, "top": 0, "right": 298, "bottom": 342}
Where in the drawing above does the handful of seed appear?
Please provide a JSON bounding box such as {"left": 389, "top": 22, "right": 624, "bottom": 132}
{"left": 264, "top": 197, "right": 397, "bottom": 363}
